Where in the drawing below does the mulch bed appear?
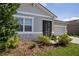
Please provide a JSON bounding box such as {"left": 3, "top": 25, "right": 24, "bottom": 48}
{"left": 0, "top": 39, "right": 55, "bottom": 56}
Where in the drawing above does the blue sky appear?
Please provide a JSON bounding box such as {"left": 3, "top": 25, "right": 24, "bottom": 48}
{"left": 41, "top": 3, "right": 79, "bottom": 21}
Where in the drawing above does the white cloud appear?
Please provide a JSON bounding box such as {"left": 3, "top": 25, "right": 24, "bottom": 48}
{"left": 71, "top": 17, "right": 79, "bottom": 20}
{"left": 64, "top": 19, "right": 70, "bottom": 21}
{"left": 41, "top": 3, "right": 48, "bottom": 7}
{"left": 64, "top": 17, "right": 79, "bottom": 21}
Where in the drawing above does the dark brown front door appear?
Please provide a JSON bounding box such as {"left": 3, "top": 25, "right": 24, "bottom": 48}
{"left": 43, "top": 20, "right": 52, "bottom": 36}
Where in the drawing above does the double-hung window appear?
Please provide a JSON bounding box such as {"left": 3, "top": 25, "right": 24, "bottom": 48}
{"left": 15, "top": 15, "right": 33, "bottom": 32}
{"left": 25, "top": 18, "right": 32, "bottom": 31}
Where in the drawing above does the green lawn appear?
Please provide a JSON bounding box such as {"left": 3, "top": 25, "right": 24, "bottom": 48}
{"left": 33, "top": 43, "right": 79, "bottom": 56}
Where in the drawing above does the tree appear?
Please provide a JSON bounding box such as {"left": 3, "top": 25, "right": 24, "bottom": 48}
{"left": 0, "top": 4, "right": 20, "bottom": 46}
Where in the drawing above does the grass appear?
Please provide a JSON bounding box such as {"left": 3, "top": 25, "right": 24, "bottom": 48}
{"left": 33, "top": 43, "right": 79, "bottom": 56}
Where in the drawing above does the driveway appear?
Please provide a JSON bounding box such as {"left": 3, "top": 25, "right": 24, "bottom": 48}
{"left": 70, "top": 36, "right": 79, "bottom": 44}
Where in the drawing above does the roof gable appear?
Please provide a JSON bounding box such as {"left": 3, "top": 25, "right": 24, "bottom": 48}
{"left": 17, "top": 3, "right": 57, "bottom": 18}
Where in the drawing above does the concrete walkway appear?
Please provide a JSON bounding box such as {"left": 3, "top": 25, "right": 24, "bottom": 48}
{"left": 70, "top": 36, "right": 79, "bottom": 44}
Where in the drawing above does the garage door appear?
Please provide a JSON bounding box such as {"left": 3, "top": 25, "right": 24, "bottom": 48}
{"left": 54, "top": 26, "right": 66, "bottom": 35}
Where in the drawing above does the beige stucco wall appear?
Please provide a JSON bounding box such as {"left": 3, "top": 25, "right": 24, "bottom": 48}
{"left": 16, "top": 3, "right": 55, "bottom": 33}
{"left": 15, "top": 13, "right": 54, "bottom": 33}
{"left": 15, "top": 3, "right": 55, "bottom": 39}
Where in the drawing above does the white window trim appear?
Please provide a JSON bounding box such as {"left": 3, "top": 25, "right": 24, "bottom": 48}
{"left": 14, "top": 15, "right": 34, "bottom": 33}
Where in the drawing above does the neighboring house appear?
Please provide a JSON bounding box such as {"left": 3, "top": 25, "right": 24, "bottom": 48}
{"left": 67, "top": 20, "right": 79, "bottom": 35}
{"left": 13, "top": 3, "right": 67, "bottom": 39}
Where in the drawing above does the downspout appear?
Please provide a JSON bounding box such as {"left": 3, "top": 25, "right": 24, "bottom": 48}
{"left": 52, "top": 16, "right": 55, "bottom": 35}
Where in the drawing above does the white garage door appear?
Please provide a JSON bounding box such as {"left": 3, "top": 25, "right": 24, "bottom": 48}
{"left": 54, "top": 26, "right": 66, "bottom": 35}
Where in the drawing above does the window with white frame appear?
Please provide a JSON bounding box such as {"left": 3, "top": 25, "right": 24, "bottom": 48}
{"left": 15, "top": 16, "right": 33, "bottom": 32}
{"left": 25, "top": 18, "right": 32, "bottom": 31}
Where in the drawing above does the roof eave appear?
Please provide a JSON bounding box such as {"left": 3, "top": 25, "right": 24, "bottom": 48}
{"left": 38, "top": 3, "right": 57, "bottom": 18}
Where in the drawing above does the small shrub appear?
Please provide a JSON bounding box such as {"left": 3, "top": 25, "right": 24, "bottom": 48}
{"left": 0, "top": 41, "right": 7, "bottom": 51}
{"left": 6, "top": 34, "right": 20, "bottom": 48}
{"left": 51, "top": 35, "right": 57, "bottom": 41}
{"left": 0, "top": 34, "right": 20, "bottom": 51}
{"left": 58, "top": 34, "right": 72, "bottom": 46}
{"left": 38, "top": 35, "right": 53, "bottom": 45}
{"left": 28, "top": 43, "right": 36, "bottom": 49}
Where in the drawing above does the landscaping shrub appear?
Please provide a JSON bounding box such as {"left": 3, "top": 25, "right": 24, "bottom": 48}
{"left": 51, "top": 35, "right": 57, "bottom": 41}
{"left": 6, "top": 34, "right": 20, "bottom": 48}
{"left": 0, "top": 34, "right": 20, "bottom": 51}
{"left": 38, "top": 34, "right": 72, "bottom": 47}
{"left": 38, "top": 35, "right": 53, "bottom": 45}
{"left": 0, "top": 4, "right": 20, "bottom": 42}
{"left": 58, "top": 34, "right": 72, "bottom": 46}
{"left": 0, "top": 41, "right": 7, "bottom": 51}
{"left": 28, "top": 42, "right": 36, "bottom": 49}
{"left": 0, "top": 4, "right": 20, "bottom": 51}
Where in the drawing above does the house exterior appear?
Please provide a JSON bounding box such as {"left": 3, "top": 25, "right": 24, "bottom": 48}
{"left": 14, "top": 3, "right": 67, "bottom": 39}
{"left": 67, "top": 20, "right": 79, "bottom": 35}
{"left": 54, "top": 20, "right": 67, "bottom": 35}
